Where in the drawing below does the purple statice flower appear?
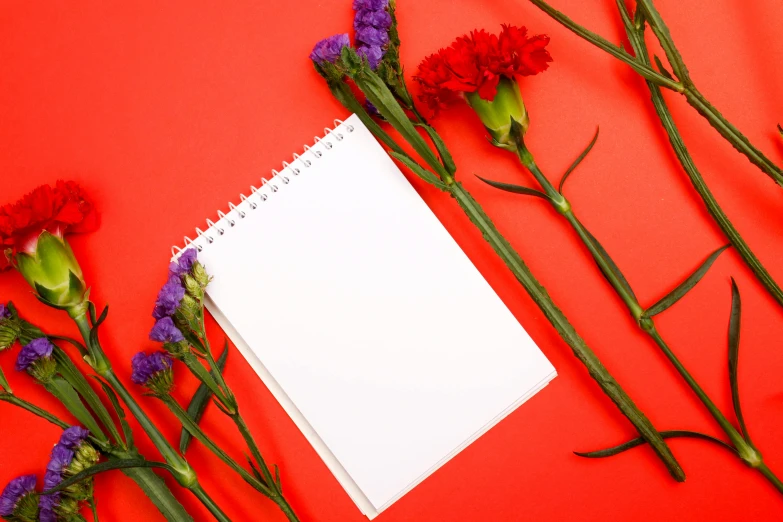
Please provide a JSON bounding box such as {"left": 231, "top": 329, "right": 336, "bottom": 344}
{"left": 352, "top": 0, "right": 388, "bottom": 9}
{"left": 15, "top": 337, "right": 53, "bottom": 372}
{"left": 355, "top": 26, "right": 389, "bottom": 47}
{"left": 38, "top": 493, "right": 58, "bottom": 522}
{"left": 310, "top": 34, "right": 350, "bottom": 65}
{"left": 152, "top": 275, "right": 186, "bottom": 319}
{"left": 0, "top": 474, "right": 37, "bottom": 517}
{"left": 149, "top": 317, "right": 184, "bottom": 344}
{"left": 0, "top": 303, "right": 10, "bottom": 320}
{"left": 354, "top": 9, "right": 392, "bottom": 30}
{"left": 357, "top": 45, "right": 384, "bottom": 69}
{"left": 58, "top": 426, "right": 90, "bottom": 451}
{"left": 38, "top": 443, "right": 74, "bottom": 521}
{"left": 131, "top": 351, "right": 172, "bottom": 386}
{"left": 169, "top": 248, "right": 198, "bottom": 277}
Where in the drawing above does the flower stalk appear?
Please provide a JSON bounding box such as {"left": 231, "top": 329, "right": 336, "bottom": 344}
{"left": 527, "top": 0, "right": 783, "bottom": 188}
{"left": 489, "top": 126, "right": 783, "bottom": 494}
{"left": 311, "top": 36, "right": 685, "bottom": 479}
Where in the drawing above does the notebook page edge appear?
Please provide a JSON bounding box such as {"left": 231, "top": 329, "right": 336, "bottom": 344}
{"left": 204, "top": 295, "right": 380, "bottom": 519}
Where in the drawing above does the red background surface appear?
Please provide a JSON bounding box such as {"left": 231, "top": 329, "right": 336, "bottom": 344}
{"left": 2, "top": 0, "right": 783, "bottom": 520}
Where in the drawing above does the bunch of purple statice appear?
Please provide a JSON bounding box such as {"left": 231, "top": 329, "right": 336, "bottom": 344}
{"left": 39, "top": 426, "right": 100, "bottom": 521}
{"left": 353, "top": 0, "right": 392, "bottom": 69}
{"left": 0, "top": 475, "right": 39, "bottom": 521}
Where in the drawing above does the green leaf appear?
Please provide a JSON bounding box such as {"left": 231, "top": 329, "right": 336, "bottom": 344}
{"left": 45, "top": 376, "right": 106, "bottom": 440}
{"left": 53, "top": 347, "right": 119, "bottom": 444}
{"left": 475, "top": 176, "right": 551, "bottom": 201}
{"left": 89, "top": 305, "right": 109, "bottom": 351}
{"left": 574, "top": 430, "right": 737, "bottom": 458}
{"left": 389, "top": 152, "right": 447, "bottom": 190}
{"left": 48, "top": 334, "right": 88, "bottom": 356}
{"left": 0, "top": 366, "right": 11, "bottom": 393}
{"left": 96, "top": 377, "right": 134, "bottom": 449}
{"left": 728, "top": 278, "right": 752, "bottom": 445}
{"left": 654, "top": 55, "right": 674, "bottom": 80}
{"left": 417, "top": 123, "right": 457, "bottom": 175}
{"left": 558, "top": 127, "right": 600, "bottom": 193}
{"left": 343, "top": 48, "right": 445, "bottom": 176}
{"left": 179, "top": 342, "right": 229, "bottom": 453}
{"left": 581, "top": 226, "right": 638, "bottom": 302}
{"left": 247, "top": 456, "right": 268, "bottom": 487}
{"left": 44, "top": 459, "right": 174, "bottom": 495}
{"left": 644, "top": 244, "right": 730, "bottom": 317}
{"left": 120, "top": 465, "right": 194, "bottom": 522}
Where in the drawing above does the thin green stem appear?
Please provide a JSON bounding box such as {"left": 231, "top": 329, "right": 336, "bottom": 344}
{"left": 0, "top": 392, "right": 70, "bottom": 429}
{"left": 190, "top": 485, "right": 232, "bottom": 522}
{"left": 89, "top": 497, "right": 99, "bottom": 522}
{"left": 526, "top": 0, "right": 683, "bottom": 92}
{"left": 181, "top": 352, "right": 229, "bottom": 406}
{"left": 620, "top": 20, "right": 783, "bottom": 308}
{"left": 447, "top": 181, "right": 685, "bottom": 480}
{"left": 759, "top": 463, "right": 783, "bottom": 496}
{"left": 513, "top": 145, "right": 783, "bottom": 494}
{"left": 160, "top": 394, "right": 274, "bottom": 497}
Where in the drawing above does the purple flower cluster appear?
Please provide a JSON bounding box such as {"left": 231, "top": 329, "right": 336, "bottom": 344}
{"left": 0, "top": 303, "right": 10, "bottom": 320}
{"left": 39, "top": 444, "right": 74, "bottom": 521}
{"left": 131, "top": 351, "right": 172, "bottom": 386}
{"left": 310, "top": 33, "right": 350, "bottom": 65}
{"left": 15, "top": 337, "right": 53, "bottom": 372}
{"left": 353, "top": 0, "right": 390, "bottom": 69}
{"left": 0, "top": 474, "right": 37, "bottom": 517}
{"left": 58, "top": 426, "right": 90, "bottom": 451}
{"left": 150, "top": 248, "right": 198, "bottom": 343}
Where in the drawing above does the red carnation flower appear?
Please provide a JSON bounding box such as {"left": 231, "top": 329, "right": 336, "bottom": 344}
{"left": 415, "top": 24, "right": 552, "bottom": 115}
{"left": 0, "top": 181, "right": 98, "bottom": 271}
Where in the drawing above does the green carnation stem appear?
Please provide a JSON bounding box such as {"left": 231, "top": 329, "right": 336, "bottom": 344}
{"left": 513, "top": 140, "right": 783, "bottom": 494}
{"left": 446, "top": 180, "right": 684, "bottom": 480}
{"left": 527, "top": 0, "right": 783, "bottom": 188}
{"left": 1, "top": 391, "right": 194, "bottom": 521}
{"left": 70, "top": 312, "right": 237, "bottom": 521}
{"left": 326, "top": 57, "right": 684, "bottom": 481}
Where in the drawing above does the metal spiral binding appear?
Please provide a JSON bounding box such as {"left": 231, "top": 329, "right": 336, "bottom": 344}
{"left": 171, "top": 119, "right": 354, "bottom": 257}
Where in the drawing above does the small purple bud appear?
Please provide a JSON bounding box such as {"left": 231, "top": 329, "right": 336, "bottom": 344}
{"left": 355, "top": 26, "right": 389, "bottom": 47}
{"left": 149, "top": 317, "right": 185, "bottom": 344}
{"left": 310, "top": 34, "right": 351, "bottom": 65}
{"left": 354, "top": 9, "right": 392, "bottom": 30}
{"left": 131, "top": 351, "right": 174, "bottom": 396}
{"left": 152, "top": 275, "right": 186, "bottom": 319}
{"left": 0, "top": 474, "right": 38, "bottom": 518}
{"left": 0, "top": 303, "right": 10, "bottom": 320}
{"left": 169, "top": 248, "right": 198, "bottom": 277}
{"left": 352, "top": 0, "right": 388, "bottom": 10}
{"left": 357, "top": 45, "right": 385, "bottom": 70}
{"left": 58, "top": 426, "right": 90, "bottom": 451}
{"left": 15, "top": 338, "right": 53, "bottom": 372}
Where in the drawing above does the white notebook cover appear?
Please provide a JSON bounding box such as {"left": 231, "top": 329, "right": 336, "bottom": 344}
{"left": 181, "top": 114, "right": 556, "bottom": 518}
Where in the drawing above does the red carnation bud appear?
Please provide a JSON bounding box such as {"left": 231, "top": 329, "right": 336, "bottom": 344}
{"left": 0, "top": 181, "right": 98, "bottom": 314}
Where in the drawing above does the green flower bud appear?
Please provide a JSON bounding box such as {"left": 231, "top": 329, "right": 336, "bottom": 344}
{"left": 0, "top": 322, "right": 20, "bottom": 351}
{"left": 13, "top": 232, "right": 87, "bottom": 313}
{"left": 191, "top": 262, "right": 210, "bottom": 288}
{"left": 465, "top": 77, "right": 528, "bottom": 149}
{"left": 183, "top": 274, "right": 203, "bottom": 300}
{"left": 163, "top": 339, "right": 190, "bottom": 359}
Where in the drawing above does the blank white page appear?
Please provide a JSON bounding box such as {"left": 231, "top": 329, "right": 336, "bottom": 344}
{"left": 187, "top": 114, "right": 556, "bottom": 518}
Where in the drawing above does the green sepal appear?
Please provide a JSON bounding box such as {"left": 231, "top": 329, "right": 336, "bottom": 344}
{"left": 644, "top": 244, "right": 730, "bottom": 318}
{"left": 389, "top": 152, "right": 447, "bottom": 190}
{"left": 179, "top": 343, "right": 229, "bottom": 453}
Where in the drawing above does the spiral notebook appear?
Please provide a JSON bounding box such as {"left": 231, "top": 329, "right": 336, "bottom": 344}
{"left": 174, "top": 114, "right": 556, "bottom": 519}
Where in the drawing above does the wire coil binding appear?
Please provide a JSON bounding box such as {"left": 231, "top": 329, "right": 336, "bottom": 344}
{"left": 171, "top": 119, "right": 354, "bottom": 258}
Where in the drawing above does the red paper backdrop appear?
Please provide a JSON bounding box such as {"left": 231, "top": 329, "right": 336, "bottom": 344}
{"left": 2, "top": 0, "right": 783, "bottom": 520}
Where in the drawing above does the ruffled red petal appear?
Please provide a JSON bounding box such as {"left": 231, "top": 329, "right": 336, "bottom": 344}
{"left": 414, "top": 24, "right": 551, "bottom": 115}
